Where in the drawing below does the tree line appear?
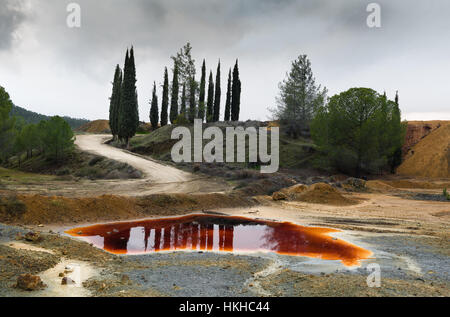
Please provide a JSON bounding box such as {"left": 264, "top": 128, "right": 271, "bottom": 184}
{"left": 0, "top": 86, "right": 75, "bottom": 165}
{"left": 272, "top": 55, "right": 406, "bottom": 176}
{"left": 109, "top": 43, "right": 242, "bottom": 144}
{"left": 10, "top": 104, "right": 89, "bottom": 130}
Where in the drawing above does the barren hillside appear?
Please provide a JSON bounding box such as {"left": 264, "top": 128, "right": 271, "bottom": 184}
{"left": 397, "top": 122, "right": 450, "bottom": 178}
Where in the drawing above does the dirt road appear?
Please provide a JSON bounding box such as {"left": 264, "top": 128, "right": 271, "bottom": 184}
{"left": 75, "top": 134, "right": 190, "bottom": 184}
{"left": 0, "top": 135, "right": 231, "bottom": 197}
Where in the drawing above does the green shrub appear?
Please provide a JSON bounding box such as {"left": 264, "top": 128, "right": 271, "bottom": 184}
{"left": 56, "top": 168, "right": 70, "bottom": 176}
{"left": 0, "top": 196, "right": 27, "bottom": 216}
{"left": 174, "top": 113, "right": 189, "bottom": 125}
{"left": 75, "top": 166, "right": 105, "bottom": 179}
{"left": 88, "top": 156, "right": 104, "bottom": 166}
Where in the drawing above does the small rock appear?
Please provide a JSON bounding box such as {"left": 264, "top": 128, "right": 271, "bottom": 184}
{"left": 272, "top": 191, "right": 287, "bottom": 201}
{"left": 58, "top": 273, "right": 65, "bottom": 277}
{"left": 24, "top": 232, "right": 41, "bottom": 242}
{"left": 61, "top": 277, "right": 76, "bottom": 285}
{"left": 64, "top": 265, "right": 74, "bottom": 273}
{"left": 121, "top": 275, "right": 130, "bottom": 284}
{"left": 16, "top": 274, "right": 46, "bottom": 291}
{"left": 113, "top": 229, "right": 119, "bottom": 233}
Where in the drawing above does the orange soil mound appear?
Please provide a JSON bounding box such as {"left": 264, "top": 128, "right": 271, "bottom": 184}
{"left": 397, "top": 123, "right": 450, "bottom": 179}
{"left": 282, "top": 184, "right": 308, "bottom": 195}
{"left": 366, "top": 180, "right": 396, "bottom": 192}
{"left": 76, "top": 120, "right": 111, "bottom": 134}
{"left": 295, "top": 183, "right": 357, "bottom": 206}
{"left": 0, "top": 193, "right": 254, "bottom": 225}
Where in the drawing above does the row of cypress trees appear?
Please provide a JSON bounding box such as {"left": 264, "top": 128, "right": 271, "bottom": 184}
{"left": 109, "top": 46, "right": 243, "bottom": 136}
{"left": 151, "top": 59, "right": 241, "bottom": 129}
{"left": 109, "top": 47, "right": 139, "bottom": 147}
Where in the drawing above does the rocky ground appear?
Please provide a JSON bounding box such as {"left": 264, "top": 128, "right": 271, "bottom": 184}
{"left": 0, "top": 134, "right": 448, "bottom": 297}
{"left": 0, "top": 189, "right": 448, "bottom": 297}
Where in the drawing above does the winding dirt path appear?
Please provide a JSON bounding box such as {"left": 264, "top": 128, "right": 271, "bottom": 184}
{"left": 75, "top": 134, "right": 191, "bottom": 183}
{"left": 0, "top": 134, "right": 230, "bottom": 197}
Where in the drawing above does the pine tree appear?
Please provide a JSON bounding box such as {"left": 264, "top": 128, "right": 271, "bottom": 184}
{"left": 118, "top": 47, "right": 139, "bottom": 147}
{"left": 109, "top": 65, "right": 122, "bottom": 140}
{"left": 180, "top": 83, "right": 187, "bottom": 116}
{"left": 206, "top": 71, "right": 214, "bottom": 123}
{"left": 150, "top": 82, "right": 159, "bottom": 130}
{"left": 170, "top": 61, "right": 179, "bottom": 124}
{"left": 160, "top": 67, "right": 169, "bottom": 127}
{"left": 272, "top": 55, "right": 326, "bottom": 123}
{"left": 198, "top": 60, "right": 206, "bottom": 122}
{"left": 231, "top": 60, "right": 241, "bottom": 121}
{"left": 224, "top": 68, "right": 232, "bottom": 121}
{"left": 171, "top": 42, "right": 196, "bottom": 86}
{"left": 213, "top": 61, "right": 221, "bottom": 122}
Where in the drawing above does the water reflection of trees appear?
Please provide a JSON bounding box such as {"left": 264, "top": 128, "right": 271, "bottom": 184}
{"left": 103, "top": 222, "right": 235, "bottom": 253}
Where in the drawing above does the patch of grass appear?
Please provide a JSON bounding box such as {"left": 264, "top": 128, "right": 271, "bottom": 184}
{"left": 75, "top": 166, "right": 105, "bottom": 179}
{"left": 50, "top": 199, "right": 66, "bottom": 209}
{"left": 0, "top": 167, "right": 57, "bottom": 184}
{"left": 443, "top": 188, "right": 450, "bottom": 200}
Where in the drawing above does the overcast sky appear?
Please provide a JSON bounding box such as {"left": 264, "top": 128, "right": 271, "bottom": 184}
{"left": 1, "top": 0, "right": 449, "bottom": 121}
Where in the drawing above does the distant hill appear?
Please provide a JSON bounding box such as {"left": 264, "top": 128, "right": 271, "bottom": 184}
{"left": 10, "top": 105, "right": 90, "bottom": 130}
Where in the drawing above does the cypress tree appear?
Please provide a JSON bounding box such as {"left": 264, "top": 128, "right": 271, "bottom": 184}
{"left": 390, "top": 90, "right": 403, "bottom": 173}
{"left": 160, "top": 67, "right": 169, "bottom": 127}
{"left": 213, "top": 61, "right": 221, "bottom": 122}
{"left": 231, "top": 60, "right": 241, "bottom": 121}
{"left": 170, "top": 61, "right": 179, "bottom": 124}
{"left": 198, "top": 60, "right": 206, "bottom": 122}
{"left": 180, "top": 83, "right": 187, "bottom": 117}
{"left": 109, "top": 64, "right": 122, "bottom": 140}
{"left": 188, "top": 76, "right": 197, "bottom": 123}
{"left": 150, "top": 82, "right": 159, "bottom": 130}
{"left": 206, "top": 71, "right": 214, "bottom": 123}
{"left": 118, "top": 47, "right": 139, "bottom": 147}
{"left": 224, "top": 68, "right": 232, "bottom": 121}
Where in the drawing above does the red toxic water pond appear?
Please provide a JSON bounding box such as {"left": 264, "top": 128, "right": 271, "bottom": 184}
{"left": 65, "top": 214, "right": 373, "bottom": 266}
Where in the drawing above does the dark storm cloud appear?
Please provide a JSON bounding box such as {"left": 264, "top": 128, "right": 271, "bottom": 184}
{"left": 1, "top": 0, "right": 449, "bottom": 120}
{"left": 0, "top": 0, "right": 27, "bottom": 50}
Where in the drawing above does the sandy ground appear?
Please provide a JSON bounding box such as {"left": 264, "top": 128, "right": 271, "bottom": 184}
{"left": 0, "top": 134, "right": 448, "bottom": 297}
